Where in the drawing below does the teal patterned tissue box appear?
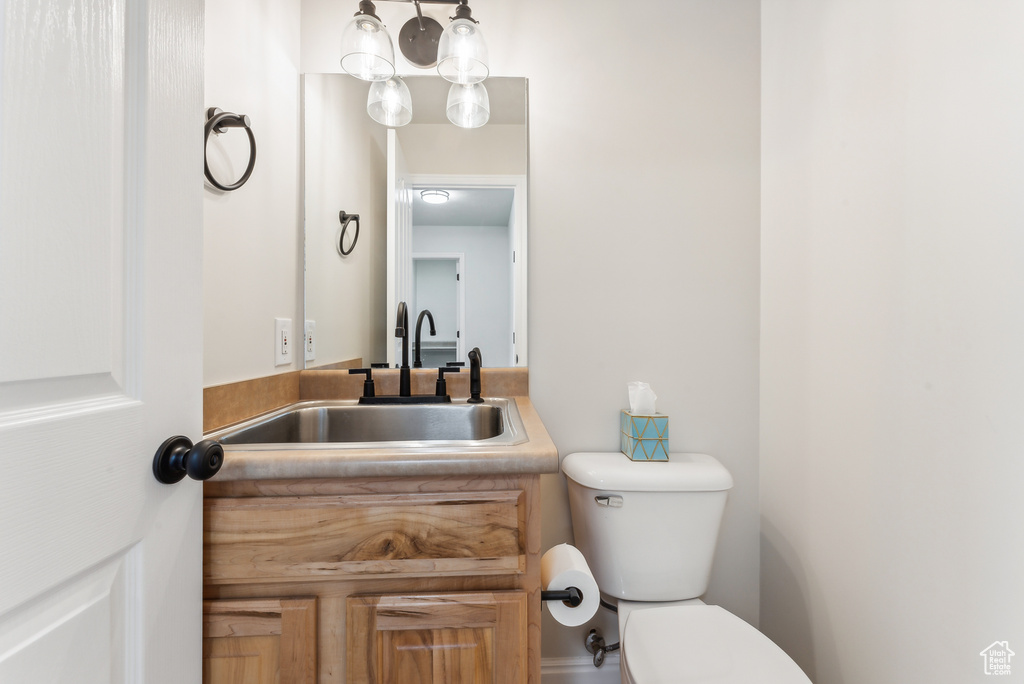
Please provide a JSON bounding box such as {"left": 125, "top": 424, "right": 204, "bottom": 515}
{"left": 620, "top": 410, "right": 670, "bottom": 461}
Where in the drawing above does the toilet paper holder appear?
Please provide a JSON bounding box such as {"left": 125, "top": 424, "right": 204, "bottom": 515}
{"left": 541, "top": 586, "right": 584, "bottom": 608}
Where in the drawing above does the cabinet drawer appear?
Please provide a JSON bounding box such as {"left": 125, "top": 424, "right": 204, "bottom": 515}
{"left": 205, "top": 490, "right": 525, "bottom": 584}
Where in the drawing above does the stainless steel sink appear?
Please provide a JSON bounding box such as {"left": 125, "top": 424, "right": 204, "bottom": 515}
{"left": 205, "top": 398, "right": 527, "bottom": 449}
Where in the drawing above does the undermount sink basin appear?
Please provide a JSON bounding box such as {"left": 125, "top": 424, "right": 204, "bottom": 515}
{"left": 206, "top": 398, "right": 527, "bottom": 450}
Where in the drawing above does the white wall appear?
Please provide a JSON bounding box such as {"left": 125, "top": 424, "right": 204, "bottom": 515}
{"left": 401, "top": 124, "right": 527, "bottom": 176}
{"left": 302, "top": 0, "right": 762, "bottom": 662}
{"left": 303, "top": 75, "right": 388, "bottom": 368}
{"left": 760, "top": 2, "right": 1024, "bottom": 682}
{"left": 204, "top": 0, "right": 303, "bottom": 386}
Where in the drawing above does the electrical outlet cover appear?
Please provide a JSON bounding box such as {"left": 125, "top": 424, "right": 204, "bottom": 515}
{"left": 275, "top": 318, "right": 292, "bottom": 366}
{"left": 304, "top": 320, "right": 316, "bottom": 362}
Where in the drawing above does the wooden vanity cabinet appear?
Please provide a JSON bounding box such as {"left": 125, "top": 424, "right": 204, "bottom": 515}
{"left": 202, "top": 475, "right": 541, "bottom": 684}
{"left": 347, "top": 591, "right": 527, "bottom": 684}
{"left": 203, "top": 597, "right": 317, "bottom": 684}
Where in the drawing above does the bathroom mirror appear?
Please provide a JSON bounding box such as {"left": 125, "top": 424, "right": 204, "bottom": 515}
{"left": 303, "top": 75, "right": 528, "bottom": 370}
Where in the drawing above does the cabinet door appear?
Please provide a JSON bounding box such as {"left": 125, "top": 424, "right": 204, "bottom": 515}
{"left": 348, "top": 591, "right": 527, "bottom": 684}
{"left": 203, "top": 598, "right": 317, "bottom": 684}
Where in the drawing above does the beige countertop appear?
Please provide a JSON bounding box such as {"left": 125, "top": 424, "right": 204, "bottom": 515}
{"left": 205, "top": 370, "right": 558, "bottom": 480}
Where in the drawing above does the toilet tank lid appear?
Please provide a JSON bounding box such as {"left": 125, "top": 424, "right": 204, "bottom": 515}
{"left": 562, "top": 452, "right": 733, "bottom": 492}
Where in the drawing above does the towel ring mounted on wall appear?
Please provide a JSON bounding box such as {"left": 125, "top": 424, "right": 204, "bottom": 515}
{"left": 338, "top": 211, "right": 360, "bottom": 256}
{"left": 204, "top": 107, "right": 256, "bottom": 192}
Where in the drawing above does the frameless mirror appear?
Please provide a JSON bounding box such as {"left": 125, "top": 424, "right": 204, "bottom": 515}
{"left": 303, "top": 75, "right": 528, "bottom": 370}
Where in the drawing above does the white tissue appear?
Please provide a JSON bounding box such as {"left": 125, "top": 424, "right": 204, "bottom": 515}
{"left": 628, "top": 381, "right": 657, "bottom": 415}
{"left": 541, "top": 544, "right": 600, "bottom": 626}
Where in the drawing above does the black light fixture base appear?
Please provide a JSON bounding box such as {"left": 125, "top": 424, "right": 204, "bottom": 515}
{"left": 398, "top": 15, "right": 443, "bottom": 67}
{"left": 355, "top": 0, "right": 381, "bottom": 19}
{"left": 452, "top": 0, "right": 477, "bottom": 23}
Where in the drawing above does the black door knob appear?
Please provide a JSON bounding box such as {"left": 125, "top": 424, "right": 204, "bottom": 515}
{"left": 153, "top": 436, "right": 224, "bottom": 484}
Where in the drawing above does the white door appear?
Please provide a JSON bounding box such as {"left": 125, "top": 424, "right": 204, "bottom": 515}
{"left": 386, "top": 128, "right": 413, "bottom": 366}
{"left": 0, "top": 0, "right": 204, "bottom": 681}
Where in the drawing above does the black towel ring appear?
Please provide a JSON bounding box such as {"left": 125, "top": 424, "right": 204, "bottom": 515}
{"left": 204, "top": 107, "right": 256, "bottom": 192}
{"left": 338, "top": 211, "right": 360, "bottom": 256}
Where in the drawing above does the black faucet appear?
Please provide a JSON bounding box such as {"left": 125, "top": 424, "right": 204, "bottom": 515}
{"left": 467, "top": 347, "right": 483, "bottom": 403}
{"left": 413, "top": 310, "right": 436, "bottom": 368}
{"left": 436, "top": 366, "right": 460, "bottom": 397}
{"left": 395, "top": 301, "right": 411, "bottom": 396}
{"left": 353, "top": 302, "right": 449, "bottom": 404}
{"left": 348, "top": 367, "right": 375, "bottom": 398}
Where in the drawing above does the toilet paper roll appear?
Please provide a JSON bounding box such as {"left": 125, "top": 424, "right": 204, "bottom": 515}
{"left": 540, "top": 543, "right": 600, "bottom": 627}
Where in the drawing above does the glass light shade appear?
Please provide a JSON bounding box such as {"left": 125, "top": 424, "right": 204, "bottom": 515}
{"left": 446, "top": 82, "right": 489, "bottom": 129}
{"left": 421, "top": 189, "right": 449, "bottom": 204}
{"left": 367, "top": 77, "right": 413, "bottom": 127}
{"left": 340, "top": 14, "right": 395, "bottom": 81}
{"left": 436, "top": 18, "right": 489, "bottom": 84}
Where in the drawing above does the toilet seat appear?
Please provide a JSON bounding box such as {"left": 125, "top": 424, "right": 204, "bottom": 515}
{"left": 622, "top": 605, "right": 811, "bottom": 683}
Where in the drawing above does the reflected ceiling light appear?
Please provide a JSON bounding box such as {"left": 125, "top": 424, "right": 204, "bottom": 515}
{"left": 421, "top": 189, "right": 450, "bottom": 204}
{"left": 340, "top": 0, "right": 396, "bottom": 82}
{"left": 446, "top": 82, "right": 489, "bottom": 129}
{"left": 367, "top": 77, "right": 413, "bottom": 127}
{"left": 437, "top": 1, "right": 489, "bottom": 85}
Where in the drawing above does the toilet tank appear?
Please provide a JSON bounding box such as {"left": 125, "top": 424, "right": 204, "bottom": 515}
{"left": 562, "top": 452, "right": 733, "bottom": 602}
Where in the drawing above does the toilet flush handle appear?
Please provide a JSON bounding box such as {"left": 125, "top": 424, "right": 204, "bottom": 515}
{"left": 595, "top": 494, "right": 623, "bottom": 508}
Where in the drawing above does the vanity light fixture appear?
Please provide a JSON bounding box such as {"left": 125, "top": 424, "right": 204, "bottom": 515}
{"left": 397, "top": 2, "right": 445, "bottom": 68}
{"left": 367, "top": 76, "right": 413, "bottom": 127}
{"left": 420, "top": 189, "right": 450, "bottom": 204}
{"left": 446, "top": 81, "right": 489, "bottom": 129}
{"left": 341, "top": 0, "right": 490, "bottom": 126}
{"left": 436, "top": 0, "right": 489, "bottom": 85}
{"left": 340, "top": 0, "right": 396, "bottom": 82}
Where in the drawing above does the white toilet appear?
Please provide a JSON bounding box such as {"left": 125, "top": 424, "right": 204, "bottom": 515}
{"left": 562, "top": 452, "right": 811, "bottom": 684}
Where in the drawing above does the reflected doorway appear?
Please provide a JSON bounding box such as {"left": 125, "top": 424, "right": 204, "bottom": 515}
{"left": 386, "top": 123, "right": 527, "bottom": 367}
{"left": 412, "top": 254, "right": 464, "bottom": 367}
{"left": 410, "top": 185, "right": 515, "bottom": 367}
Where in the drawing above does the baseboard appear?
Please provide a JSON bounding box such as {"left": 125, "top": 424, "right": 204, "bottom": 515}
{"left": 541, "top": 654, "right": 621, "bottom": 684}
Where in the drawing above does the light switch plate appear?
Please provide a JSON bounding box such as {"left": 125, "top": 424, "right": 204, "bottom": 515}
{"left": 304, "top": 320, "right": 315, "bottom": 362}
{"left": 275, "top": 318, "right": 292, "bottom": 366}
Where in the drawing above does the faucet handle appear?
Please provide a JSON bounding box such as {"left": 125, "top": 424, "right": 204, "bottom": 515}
{"left": 348, "top": 368, "right": 375, "bottom": 398}
{"left": 436, "top": 366, "right": 461, "bottom": 397}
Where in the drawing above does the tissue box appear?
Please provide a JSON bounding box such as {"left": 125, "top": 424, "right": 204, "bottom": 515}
{"left": 620, "top": 410, "right": 669, "bottom": 461}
